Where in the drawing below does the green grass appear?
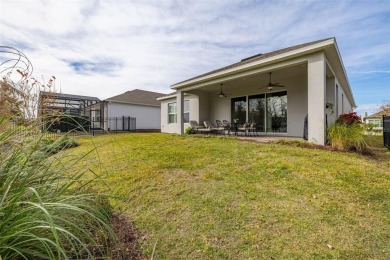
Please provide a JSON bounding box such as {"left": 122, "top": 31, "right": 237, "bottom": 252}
{"left": 364, "top": 135, "right": 386, "bottom": 149}
{"left": 70, "top": 133, "right": 390, "bottom": 259}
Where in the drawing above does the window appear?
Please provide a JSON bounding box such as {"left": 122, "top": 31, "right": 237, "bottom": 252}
{"left": 184, "top": 100, "right": 190, "bottom": 123}
{"left": 168, "top": 103, "right": 177, "bottom": 124}
{"left": 368, "top": 119, "right": 382, "bottom": 128}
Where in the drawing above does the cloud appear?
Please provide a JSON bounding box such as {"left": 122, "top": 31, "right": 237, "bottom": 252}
{"left": 354, "top": 103, "right": 381, "bottom": 117}
{"left": 67, "top": 59, "right": 123, "bottom": 76}
{"left": 0, "top": 0, "right": 389, "bottom": 102}
{"left": 351, "top": 70, "right": 390, "bottom": 75}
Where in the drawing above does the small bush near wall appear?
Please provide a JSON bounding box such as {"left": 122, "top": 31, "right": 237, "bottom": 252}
{"left": 185, "top": 126, "right": 195, "bottom": 135}
{"left": 328, "top": 112, "right": 367, "bottom": 152}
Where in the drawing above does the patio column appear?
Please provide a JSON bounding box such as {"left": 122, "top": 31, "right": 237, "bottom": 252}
{"left": 307, "top": 52, "right": 326, "bottom": 145}
{"left": 176, "top": 90, "right": 184, "bottom": 135}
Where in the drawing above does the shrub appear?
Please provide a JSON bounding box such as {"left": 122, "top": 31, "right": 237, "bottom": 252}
{"left": 185, "top": 126, "right": 195, "bottom": 135}
{"left": 328, "top": 120, "right": 367, "bottom": 152}
{"left": 40, "top": 135, "right": 79, "bottom": 155}
{"left": 365, "top": 122, "right": 375, "bottom": 132}
{"left": 0, "top": 116, "right": 115, "bottom": 259}
{"left": 336, "top": 112, "right": 362, "bottom": 125}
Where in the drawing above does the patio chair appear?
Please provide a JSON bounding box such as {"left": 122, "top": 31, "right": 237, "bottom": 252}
{"left": 237, "top": 122, "right": 251, "bottom": 136}
{"left": 216, "top": 120, "right": 229, "bottom": 135}
{"left": 222, "top": 120, "right": 230, "bottom": 126}
{"left": 248, "top": 122, "right": 257, "bottom": 136}
{"left": 189, "top": 120, "right": 205, "bottom": 133}
{"left": 223, "top": 120, "right": 233, "bottom": 135}
{"left": 204, "top": 120, "right": 224, "bottom": 135}
{"left": 193, "top": 120, "right": 215, "bottom": 134}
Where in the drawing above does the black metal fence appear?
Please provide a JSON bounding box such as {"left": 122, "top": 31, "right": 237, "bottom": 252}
{"left": 105, "top": 116, "right": 136, "bottom": 131}
{"left": 3, "top": 116, "right": 137, "bottom": 138}
{"left": 43, "top": 115, "right": 136, "bottom": 133}
{"left": 383, "top": 116, "right": 390, "bottom": 149}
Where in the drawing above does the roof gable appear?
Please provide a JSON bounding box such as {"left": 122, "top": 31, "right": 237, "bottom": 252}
{"left": 105, "top": 89, "right": 165, "bottom": 107}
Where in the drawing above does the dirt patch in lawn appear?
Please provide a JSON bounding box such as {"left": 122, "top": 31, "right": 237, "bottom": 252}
{"left": 109, "top": 214, "right": 144, "bottom": 260}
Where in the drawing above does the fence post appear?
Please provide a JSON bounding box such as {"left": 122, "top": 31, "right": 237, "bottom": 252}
{"left": 128, "top": 116, "right": 130, "bottom": 132}
{"left": 383, "top": 115, "right": 390, "bottom": 150}
{"left": 116, "top": 117, "right": 118, "bottom": 133}
{"left": 123, "top": 116, "right": 125, "bottom": 131}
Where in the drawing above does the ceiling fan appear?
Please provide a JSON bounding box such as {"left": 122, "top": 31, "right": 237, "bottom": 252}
{"left": 218, "top": 83, "right": 228, "bottom": 98}
{"left": 260, "top": 72, "right": 285, "bottom": 90}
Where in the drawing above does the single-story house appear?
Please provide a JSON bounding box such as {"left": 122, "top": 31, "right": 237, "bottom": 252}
{"left": 364, "top": 111, "right": 388, "bottom": 131}
{"left": 157, "top": 37, "right": 356, "bottom": 145}
{"left": 86, "top": 89, "right": 165, "bottom": 131}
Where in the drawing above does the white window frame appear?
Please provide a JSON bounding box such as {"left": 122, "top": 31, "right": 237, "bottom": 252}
{"left": 168, "top": 102, "right": 177, "bottom": 124}
{"left": 184, "top": 100, "right": 190, "bottom": 123}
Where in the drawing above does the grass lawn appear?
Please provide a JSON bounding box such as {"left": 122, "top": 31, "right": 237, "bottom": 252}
{"left": 69, "top": 133, "right": 390, "bottom": 259}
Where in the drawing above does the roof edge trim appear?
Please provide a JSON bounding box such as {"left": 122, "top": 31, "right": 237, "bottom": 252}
{"left": 171, "top": 38, "right": 335, "bottom": 90}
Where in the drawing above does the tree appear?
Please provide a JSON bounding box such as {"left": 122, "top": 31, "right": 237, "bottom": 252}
{"left": 0, "top": 46, "right": 56, "bottom": 121}
{"left": 0, "top": 78, "right": 23, "bottom": 117}
{"left": 379, "top": 100, "right": 390, "bottom": 114}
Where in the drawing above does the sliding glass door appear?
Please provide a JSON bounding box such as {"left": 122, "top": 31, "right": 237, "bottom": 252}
{"left": 231, "top": 91, "right": 287, "bottom": 133}
{"left": 266, "top": 91, "right": 287, "bottom": 133}
{"left": 248, "top": 94, "right": 265, "bottom": 132}
{"left": 231, "top": 97, "right": 246, "bottom": 124}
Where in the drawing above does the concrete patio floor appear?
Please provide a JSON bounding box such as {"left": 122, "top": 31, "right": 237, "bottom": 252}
{"left": 236, "top": 136, "right": 304, "bottom": 143}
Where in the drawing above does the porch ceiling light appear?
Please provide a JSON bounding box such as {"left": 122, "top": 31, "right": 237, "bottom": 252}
{"left": 218, "top": 83, "right": 227, "bottom": 98}
{"left": 260, "top": 72, "right": 286, "bottom": 91}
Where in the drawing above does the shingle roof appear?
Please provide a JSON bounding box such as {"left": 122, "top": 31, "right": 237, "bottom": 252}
{"left": 105, "top": 89, "right": 165, "bottom": 107}
{"left": 364, "top": 111, "right": 389, "bottom": 119}
{"left": 172, "top": 37, "right": 334, "bottom": 86}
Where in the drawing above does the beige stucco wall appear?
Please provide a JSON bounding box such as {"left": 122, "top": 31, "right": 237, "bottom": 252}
{"left": 160, "top": 95, "right": 198, "bottom": 133}
{"left": 307, "top": 52, "right": 326, "bottom": 144}
{"left": 326, "top": 77, "right": 336, "bottom": 126}
{"left": 335, "top": 78, "right": 353, "bottom": 115}
{"left": 326, "top": 76, "right": 353, "bottom": 129}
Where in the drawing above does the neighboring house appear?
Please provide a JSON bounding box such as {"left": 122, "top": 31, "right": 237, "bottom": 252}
{"left": 86, "top": 89, "right": 165, "bottom": 131}
{"left": 364, "top": 111, "right": 388, "bottom": 131}
{"left": 157, "top": 37, "right": 356, "bottom": 145}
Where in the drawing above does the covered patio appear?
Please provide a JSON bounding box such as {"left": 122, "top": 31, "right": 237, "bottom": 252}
{"left": 158, "top": 38, "right": 355, "bottom": 145}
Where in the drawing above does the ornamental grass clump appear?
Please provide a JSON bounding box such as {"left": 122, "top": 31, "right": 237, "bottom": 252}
{"left": 0, "top": 116, "right": 115, "bottom": 259}
{"left": 328, "top": 112, "right": 367, "bottom": 152}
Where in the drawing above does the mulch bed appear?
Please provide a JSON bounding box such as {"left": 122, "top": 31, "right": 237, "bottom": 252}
{"left": 109, "top": 214, "right": 145, "bottom": 260}
{"left": 274, "top": 139, "right": 381, "bottom": 158}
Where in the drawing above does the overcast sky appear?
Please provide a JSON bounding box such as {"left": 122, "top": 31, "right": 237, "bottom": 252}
{"left": 1, "top": 0, "right": 389, "bottom": 116}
